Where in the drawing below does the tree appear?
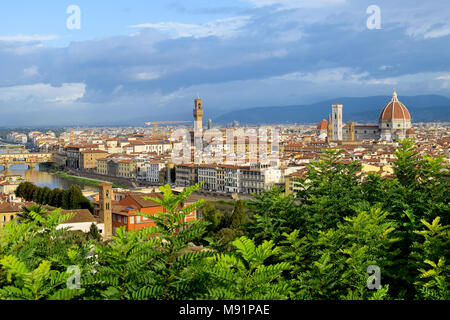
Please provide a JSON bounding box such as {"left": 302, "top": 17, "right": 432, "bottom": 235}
{"left": 0, "top": 255, "right": 85, "bottom": 300}
{"left": 86, "top": 223, "right": 102, "bottom": 242}
{"left": 280, "top": 207, "right": 397, "bottom": 300}
{"left": 82, "top": 225, "right": 162, "bottom": 300}
{"left": 230, "top": 200, "right": 247, "bottom": 230}
{"left": 246, "top": 188, "right": 296, "bottom": 245}
{"left": 206, "top": 236, "right": 291, "bottom": 300}
{"left": 84, "top": 184, "right": 213, "bottom": 300}
{"left": 41, "top": 187, "right": 52, "bottom": 205}
{"left": 411, "top": 217, "right": 449, "bottom": 300}
{"left": 66, "top": 185, "right": 83, "bottom": 210}
{"left": 0, "top": 210, "right": 91, "bottom": 300}
{"left": 295, "top": 149, "right": 363, "bottom": 233}
{"left": 16, "top": 205, "right": 48, "bottom": 225}
{"left": 201, "top": 202, "right": 223, "bottom": 233}
{"left": 140, "top": 184, "right": 213, "bottom": 299}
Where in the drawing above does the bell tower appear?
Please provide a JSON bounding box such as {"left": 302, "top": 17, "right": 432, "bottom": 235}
{"left": 99, "top": 183, "right": 112, "bottom": 238}
{"left": 332, "top": 104, "right": 343, "bottom": 141}
{"left": 193, "top": 96, "right": 203, "bottom": 132}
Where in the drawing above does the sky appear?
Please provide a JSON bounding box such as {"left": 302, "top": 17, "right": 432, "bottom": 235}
{"left": 0, "top": 0, "right": 449, "bottom": 126}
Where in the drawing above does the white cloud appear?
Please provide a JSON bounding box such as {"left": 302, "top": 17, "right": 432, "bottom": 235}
{"left": 134, "top": 71, "right": 161, "bottom": 81}
{"left": 246, "top": 0, "right": 347, "bottom": 9}
{"left": 23, "top": 66, "right": 39, "bottom": 77}
{"left": 0, "top": 83, "right": 86, "bottom": 104}
{"left": 407, "top": 23, "right": 450, "bottom": 39}
{"left": 130, "top": 16, "right": 251, "bottom": 39}
{"left": 272, "top": 68, "right": 369, "bottom": 83}
{"left": 436, "top": 75, "right": 450, "bottom": 80}
{"left": 0, "top": 34, "right": 59, "bottom": 42}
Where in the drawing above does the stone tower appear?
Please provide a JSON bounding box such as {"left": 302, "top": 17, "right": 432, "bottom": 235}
{"left": 327, "top": 114, "right": 332, "bottom": 144}
{"left": 332, "top": 104, "right": 343, "bottom": 141}
{"left": 193, "top": 96, "right": 203, "bottom": 133}
{"left": 346, "top": 121, "right": 355, "bottom": 142}
{"left": 99, "top": 183, "right": 112, "bottom": 238}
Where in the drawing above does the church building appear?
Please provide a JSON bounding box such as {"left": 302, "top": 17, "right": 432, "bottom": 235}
{"left": 320, "top": 90, "right": 416, "bottom": 142}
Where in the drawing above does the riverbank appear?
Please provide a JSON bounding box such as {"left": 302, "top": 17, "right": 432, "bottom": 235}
{"left": 48, "top": 169, "right": 127, "bottom": 189}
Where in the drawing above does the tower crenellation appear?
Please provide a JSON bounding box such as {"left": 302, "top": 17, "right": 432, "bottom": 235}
{"left": 193, "top": 96, "right": 204, "bottom": 132}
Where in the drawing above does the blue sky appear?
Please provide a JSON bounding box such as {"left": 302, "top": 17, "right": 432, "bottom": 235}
{"left": 0, "top": 0, "right": 449, "bottom": 126}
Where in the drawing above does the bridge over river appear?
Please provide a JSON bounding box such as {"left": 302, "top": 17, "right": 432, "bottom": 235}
{"left": 0, "top": 152, "right": 54, "bottom": 170}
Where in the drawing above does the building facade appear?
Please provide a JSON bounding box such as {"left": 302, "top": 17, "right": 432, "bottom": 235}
{"left": 322, "top": 90, "right": 414, "bottom": 142}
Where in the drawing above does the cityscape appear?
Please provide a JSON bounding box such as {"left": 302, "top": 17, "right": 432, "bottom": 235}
{"left": 0, "top": 0, "right": 448, "bottom": 311}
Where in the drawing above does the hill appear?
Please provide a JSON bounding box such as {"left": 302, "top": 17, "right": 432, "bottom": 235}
{"left": 214, "top": 95, "right": 450, "bottom": 124}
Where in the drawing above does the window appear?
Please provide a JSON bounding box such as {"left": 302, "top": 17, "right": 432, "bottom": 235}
{"left": 129, "top": 217, "right": 134, "bottom": 224}
{"left": 136, "top": 216, "right": 141, "bottom": 223}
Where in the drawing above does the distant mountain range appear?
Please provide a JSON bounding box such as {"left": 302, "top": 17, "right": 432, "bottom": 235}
{"left": 214, "top": 95, "right": 450, "bottom": 125}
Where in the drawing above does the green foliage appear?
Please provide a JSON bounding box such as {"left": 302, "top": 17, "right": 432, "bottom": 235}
{"left": 2, "top": 140, "right": 449, "bottom": 301}
{"left": 17, "top": 205, "right": 48, "bottom": 225}
{"left": 0, "top": 209, "right": 91, "bottom": 299}
{"left": 139, "top": 184, "right": 213, "bottom": 299}
{"left": 412, "top": 217, "right": 450, "bottom": 300}
{"left": 82, "top": 226, "right": 162, "bottom": 300}
{"left": 15, "top": 182, "right": 94, "bottom": 213}
{"left": 0, "top": 255, "right": 84, "bottom": 300}
{"left": 201, "top": 201, "right": 223, "bottom": 233}
{"left": 246, "top": 188, "right": 296, "bottom": 244}
{"left": 295, "top": 149, "right": 363, "bottom": 233}
{"left": 207, "top": 236, "right": 291, "bottom": 300}
{"left": 280, "top": 207, "right": 397, "bottom": 300}
{"left": 86, "top": 223, "right": 102, "bottom": 242}
{"left": 230, "top": 200, "right": 247, "bottom": 230}
{"left": 84, "top": 184, "right": 214, "bottom": 300}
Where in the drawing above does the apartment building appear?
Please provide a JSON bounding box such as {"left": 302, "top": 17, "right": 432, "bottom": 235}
{"left": 147, "top": 161, "right": 166, "bottom": 183}
{"left": 175, "top": 164, "right": 198, "bottom": 187}
{"left": 79, "top": 150, "right": 109, "bottom": 172}
{"left": 198, "top": 165, "right": 218, "bottom": 191}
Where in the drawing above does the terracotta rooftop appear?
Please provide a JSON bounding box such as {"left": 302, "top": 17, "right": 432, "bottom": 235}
{"left": 59, "top": 209, "right": 97, "bottom": 224}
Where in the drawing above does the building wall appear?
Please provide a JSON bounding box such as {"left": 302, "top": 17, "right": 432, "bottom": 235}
{"left": 0, "top": 212, "right": 17, "bottom": 226}
{"left": 57, "top": 222, "right": 102, "bottom": 233}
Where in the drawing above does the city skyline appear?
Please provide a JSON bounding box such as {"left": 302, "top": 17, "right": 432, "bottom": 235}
{"left": 0, "top": 0, "right": 450, "bottom": 126}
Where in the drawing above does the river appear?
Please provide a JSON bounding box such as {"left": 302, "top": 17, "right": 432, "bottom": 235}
{"left": 0, "top": 147, "right": 98, "bottom": 193}
{"left": 0, "top": 144, "right": 92, "bottom": 192}
{"left": 1, "top": 165, "right": 98, "bottom": 192}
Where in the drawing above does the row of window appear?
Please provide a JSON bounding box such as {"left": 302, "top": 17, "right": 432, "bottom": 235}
{"left": 2, "top": 215, "right": 15, "bottom": 222}
{"left": 113, "top": 214, "right": 154, "bottom": 224}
